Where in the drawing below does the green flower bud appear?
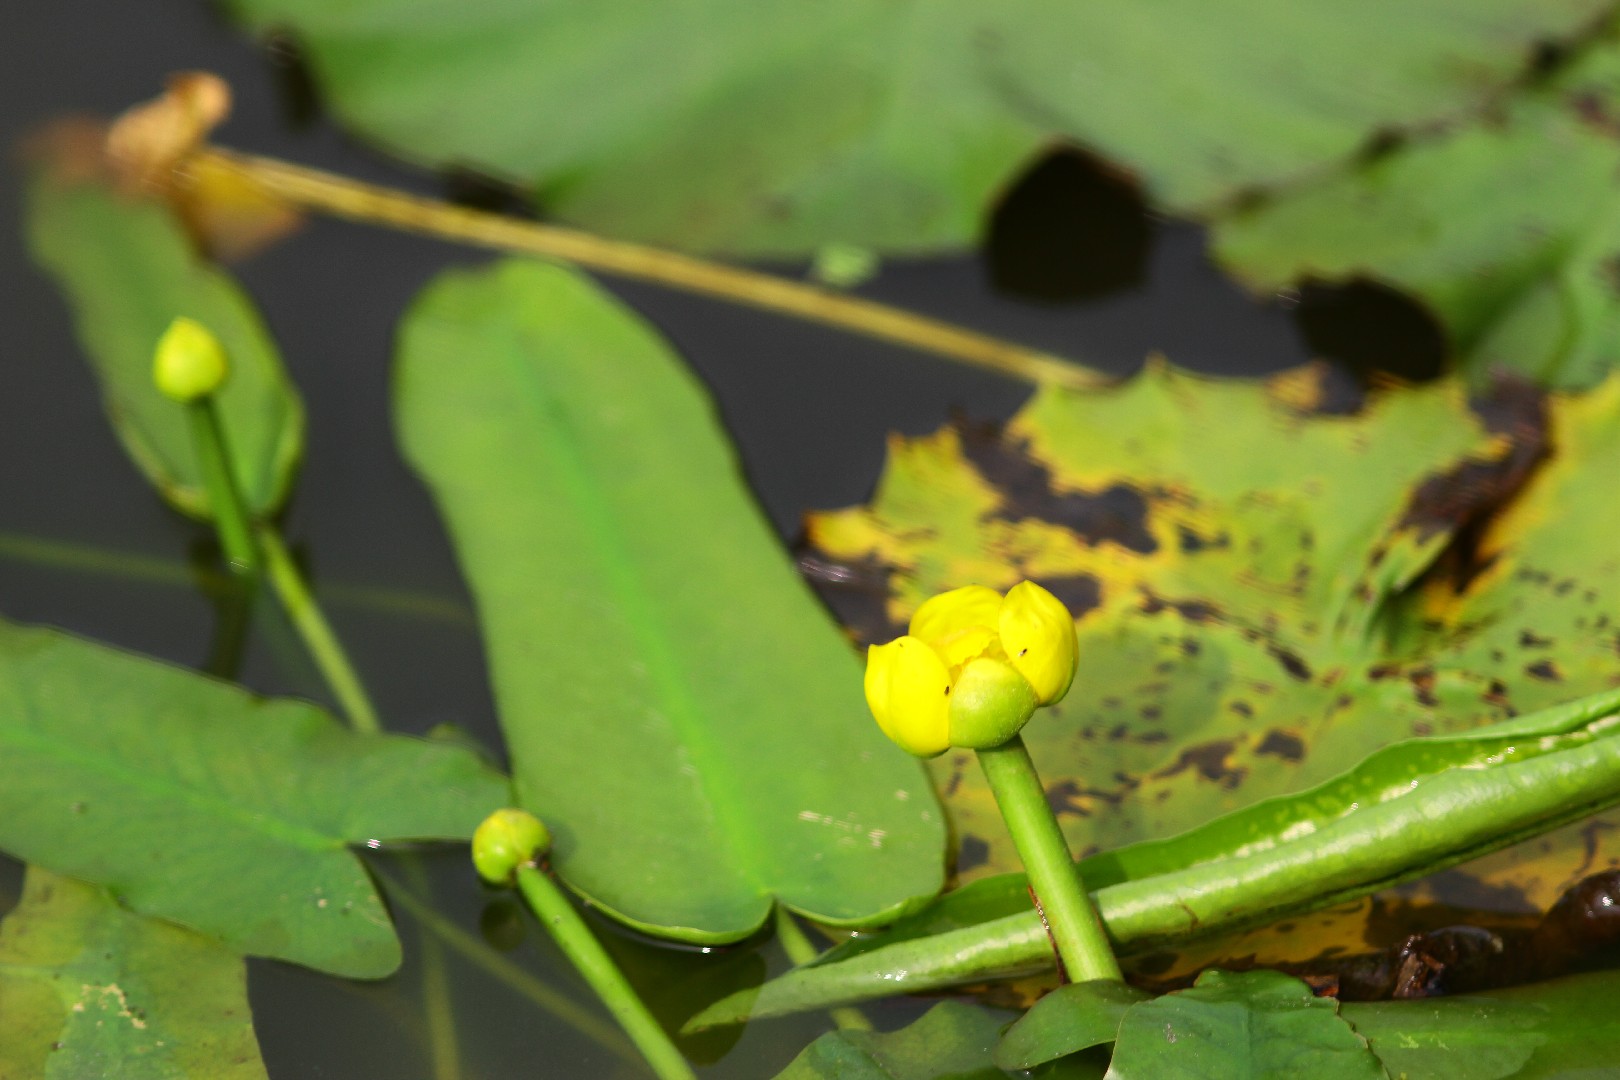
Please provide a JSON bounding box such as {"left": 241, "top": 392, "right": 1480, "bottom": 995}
{"left": 153, "top": 316, "right": 229, "bottom": 403}
{"left": 472, "top": 808, "right": 551, "bottom": 886}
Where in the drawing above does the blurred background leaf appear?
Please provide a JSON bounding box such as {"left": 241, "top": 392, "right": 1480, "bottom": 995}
{"left": 0, "top": 867, "right": 268, "bottom": 1080}
{"left": 26, "top": 172, "right": 303, "bottom": 519}
{"left": 216, "top": 0, "right": 1603, "bottom": 257}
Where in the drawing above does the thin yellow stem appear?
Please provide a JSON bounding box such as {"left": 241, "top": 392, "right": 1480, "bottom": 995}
{"left": 190, "top": 147, "right": 1102, "bottom": 391}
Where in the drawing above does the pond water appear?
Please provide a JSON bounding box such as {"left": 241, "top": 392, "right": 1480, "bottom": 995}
{"left": 0, "top": 3, "right": 1445, "bottom": 1077}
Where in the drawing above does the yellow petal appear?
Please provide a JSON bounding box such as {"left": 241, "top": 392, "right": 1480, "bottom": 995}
{"left": 999, "top": 581, "right": 1079, "bottom": 705}
{"left": 864, "top": 637, "right": 952, "bottom": 757}
{"left": 932, "top": 624, "right": 999, "bottom": 673}
{"left": 948, "top": 658, "right": 1038, "bottom": 749}
{"left": 909, "top": 584, "right": 1003, "bottom": 646}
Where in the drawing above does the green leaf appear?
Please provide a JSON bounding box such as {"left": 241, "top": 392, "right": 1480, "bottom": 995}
{"left": 0, "top": 619, "right": 511, "bottom": 977}
{"left": 684, "top": 682, "right": 1620, "bottom": 1027}
{"left": 772, "top": 1000, "right": 1103, "bottom": 1080}
{"left": 218, "top": 0, "right": 1600, "bottom": 255}
{"left": 1215, "top": 25, "right": 1620, "bottom": 389}
{"left": 808, "top": 363, "right": 1520, "bottom": 890}
{"left": 996, "top": 981, "right": 1150, "bottom": 1071}
{"left": 394, "top": 258, "right": 944, "bottom": 942}
{"left": 1340, "top": 969, "right": 1620, "bottom": 1079}
{"left": 0, "top": 867, "right": 268, "bottom": 1080}
{"left": 26, "top": 175, "right": 304, "bottom": 518}
{"left": 1105, "top": 970, "right": 1384, "bottom": 1080}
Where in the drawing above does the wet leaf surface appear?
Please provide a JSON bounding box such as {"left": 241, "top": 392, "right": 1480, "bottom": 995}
{"left": 216, "top": 0, "right": 1602, "bottom": 256}
{"left": 395, "top": 258, "right": 945, "bottom": 943}
{"left": 0, "top": 867, "right": 268, "bottom": 1080}
{"left": 0, "top": 619, "right": 510, "bottom": 978}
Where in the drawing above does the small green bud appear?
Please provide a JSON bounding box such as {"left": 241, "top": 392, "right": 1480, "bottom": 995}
{"left": 153, "top": 317, "right": 229, "bottom": 402}
{"left": 472, "top": 808, "right": 551, "bottom": 886}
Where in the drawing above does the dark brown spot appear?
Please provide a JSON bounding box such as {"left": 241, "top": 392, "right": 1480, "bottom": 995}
{"left": 959, "top": 426, "right": 1157, "bottom": 553}
{"left": 956, "top": 835, "right": 990, "bottom": 874}
{"left": 1409, "top": 668, "right": 1439, "bottom": 708}
{"left": 1029, "top": 574, "right": 1102, "bottom": 619}
{"left": 1230, "top": 701, "right": 1254, "bottom": 718}
{"left": 1256, "top": 730, "right": 1306, "bottom": 763}
{"left": 1518, "top": 629, "right": 1553, "bottom": 648}
{"left": 1526, "top": 659, "right": 1562, "bottom": 682}
{"left": 1153, "top": 739, "right": 1244, "bottom": 788}
{"left": 1269, "top": 645, "right": 1313, "bottom": 681}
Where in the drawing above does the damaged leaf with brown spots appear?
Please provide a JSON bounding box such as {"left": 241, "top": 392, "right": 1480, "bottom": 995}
{"left": 804, "top": 361, "right": 1620, "bottom": 963}
{"left": 0, "top": 867, "right": 267, "bottom": 1080}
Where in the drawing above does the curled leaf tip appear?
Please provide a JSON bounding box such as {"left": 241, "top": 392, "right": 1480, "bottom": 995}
{"left": 472, "top": 808, "right": 551, "bottom": 886}
{"left": 153, "top": 316, "right": 229, "bottom": 402}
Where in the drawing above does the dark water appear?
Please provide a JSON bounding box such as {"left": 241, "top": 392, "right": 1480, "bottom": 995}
{"left": 0, "top": 3, "right": 1430, "bottom": 1076}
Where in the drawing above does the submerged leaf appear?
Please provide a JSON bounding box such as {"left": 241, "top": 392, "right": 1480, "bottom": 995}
{"left": 26, "top": 172, "right": 303, "bottom": 519}
{"left": 218, "top": 0, "right": 1600, "bottom": 255}
{"left": 0, "top": 867, "right": 268, "bottom": 1080}
{"left": 0, "top": 620, "right": 511, "bottom": 977}
{"left": 395, "top": 259, "right": 945, "bottom": 942}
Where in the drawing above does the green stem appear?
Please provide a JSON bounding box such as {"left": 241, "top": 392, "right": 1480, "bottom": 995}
{"left": 186, "top": 399, "right": 258, "bottom": 577}
{"left": 976, "top": 736, "right": 1121, "bottom": 983}
{"left": 255, "top": 525, "right": 382, "bottom": 735}
{"left": 773, "top": 907, "right": 872, "bottom": 1032}
{"left": 374, "top": 865, "right": 639, "bottom": 1064}
{"left": 515, "top": 865, "right": 696, "bottom": 1080}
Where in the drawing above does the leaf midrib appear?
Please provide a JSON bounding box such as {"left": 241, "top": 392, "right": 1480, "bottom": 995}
{"left": 0, "top": 718, "right": 342, "bottom": 856}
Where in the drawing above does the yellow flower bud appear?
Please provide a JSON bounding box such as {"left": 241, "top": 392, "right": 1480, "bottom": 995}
{"left": 472, "top": 808, "right": 551, "bottom": 886}
{"left": 153, "top": 316, "right": 229, "bottom": 403}
{"left": 863, "top": 580, "right": 1079, "bottom": 756}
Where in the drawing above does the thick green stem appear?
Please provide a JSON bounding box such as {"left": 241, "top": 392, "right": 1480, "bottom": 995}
{"left": 515, "top": 865, "right": 696, "bottom": 1080}
{"left": 773, "top": 907, "right": 872, "bottom": 1032}
{"left": 976, "top": 736, "right": 1121, "bottom": 983}
{"left": 186, "top": 399, "right": 258, "bottom": 577}
{"left": 256, "top": 525, "right": 382, "bottom": 735}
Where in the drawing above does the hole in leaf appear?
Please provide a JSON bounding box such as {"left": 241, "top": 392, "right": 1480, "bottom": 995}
{"left": 261, "top": 29, "right": 322, "bottom": 130}
{"left": 1293, "top": 278, "right": 1449, "bottom": 384}
{"left": 985, "top": 149, "right": 1153, "bottom": 303}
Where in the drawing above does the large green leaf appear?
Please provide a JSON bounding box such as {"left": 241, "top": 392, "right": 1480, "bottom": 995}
{"left": 1216, "top": 20, "right": 1620, "bottom": 388}
{"left": 0, "top": 867, "right": 267, "bottom": 1080}
{"left": 1106, "top": 970, "right": 1384, "bottom": 1080}
{"left": 218, "top": 0, "right": 1601, "bottom": 256}
{"left": 806, "top": 362, "right": 1620, "bottom": 967}
{"left": 394, "top": 258, "right": 944, "bottom": 942}
{"left": 808, "top": 363, "right": 1529, "bottom": 885}
{"left": 26, "top": 175, "right": 304, "bottom": 518}
{"left": 0, "top": 619, "right": 511, "bottom": 977}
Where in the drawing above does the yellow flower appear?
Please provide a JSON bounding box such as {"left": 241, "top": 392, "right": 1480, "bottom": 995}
{"left": 153, "top": 316, "right": 229, "bottom": 403}
{"left": 864, "top": 581, "right": 1079, "bottom": 757}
